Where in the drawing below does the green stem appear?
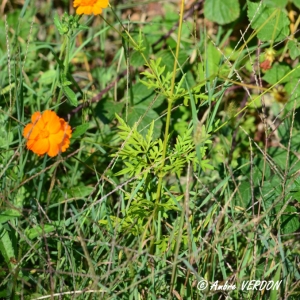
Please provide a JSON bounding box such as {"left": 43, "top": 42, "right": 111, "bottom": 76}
{"left": 56, "top": 35, "right": 70, "bottom": 105}
{"left": 150, "top": 0, "right": 185, "bottom": 253}
{"left": 64, "top": 36, "right": 70, "bottom": 76}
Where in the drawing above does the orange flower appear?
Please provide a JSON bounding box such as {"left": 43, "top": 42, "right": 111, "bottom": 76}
{"left": 23, "top": 110, "right": 72, "bottom": 157}
{"left": 73, "top": 0, "right": 109, "bottom": 15}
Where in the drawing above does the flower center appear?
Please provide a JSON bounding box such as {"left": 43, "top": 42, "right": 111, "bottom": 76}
{"left": 40, "top": 129, "right": 50, "bottom": 139}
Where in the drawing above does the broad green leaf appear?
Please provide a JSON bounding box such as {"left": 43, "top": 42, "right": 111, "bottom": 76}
{"left": 39, "top": 70, "right": 57, "bottom": 85}
{"left": 260, "top": 179, "right": 282, "bottom": 212}
{"left": 130, "top": 51, "right": 144, "bottom": 68}
{"left": 204, "top": 0, "right": 240, "bottom": 25}
{"left": 127, "top": 105, "right": 163, "bottom": 139}
{"left": 132, "top": 82, "right": 164, "bottom": 108}
{"left": 263, "top": 63, "right": 300, "bottom": 111}
{"left": 281, "top": 206, "right": 300, "bottom": 234}
{"left": 96, "top": 98, "right": 125, "bottom": 124}
{"left": 290, "top": 177, "right": 300, "bottom": 202}
{"left": 234, "top": 181, "right": 252, "bottom": 209}
{"left": 158, "top": 50, "right": 187, "bottom": 73}
{"left": 0, "top": 290, "right": 8, "bottom": 297}
{"left": 288, "top": 39, "right": 300, "bottom": 60}
{"left": 263, "top": 63, "right": 291, "bottom": 85}
{"left": 264, "top": 0, "right": 288, "bottom": 8}
{"left": 0, "top": 210, "right": 21, "bottom": 224}
{"left": 292, "top": 0, "right": 300, "bottom": 9}
{"left": 53, "top": 186, "right": 94, "bottom": 204}
{"left": 293, "top": 189, "right": 300, "bottom": 203}
{"left": 284, "top": 77, "right": 300, "bottom": 111}
{"left": 247, "top": 1, "right": 290, "bottom": 42}
{"left": 71, "top": 123, "right": 89, "bottom": 139}
{"left": 62, "top": 85, "right": 78, "bottom": 106}
{"left": 206, "top": 42, "right": 222, "bottom": 79}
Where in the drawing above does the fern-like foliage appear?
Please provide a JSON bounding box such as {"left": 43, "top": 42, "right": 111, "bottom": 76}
{"left": 140, "top": 57, "right": 212, "bottom": 106}
{"left": 113, "top": 115, "right": 213, "bottom": 179}
{"left": 140, "top": 58, "right": 186, "bottom": 101}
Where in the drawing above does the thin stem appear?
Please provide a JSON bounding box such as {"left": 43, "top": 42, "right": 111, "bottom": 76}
{"left": 56, "top": 35, "right": 70, "bottom": 105}
{"left": 151, "top": 0, "right": 185, "bottom": 253}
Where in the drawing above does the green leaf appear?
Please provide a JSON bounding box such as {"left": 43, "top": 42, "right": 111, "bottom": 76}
{"left": 130, "top": 51, "right": 144, "bottom": 68}
{"left": 206, "top": 42, "right": 222, "bottom": 78}
{"left": 127, "top": 105, "right": 163, "bottom": 139}
{"left": 281, "top": 206, "right": 300, "bottom": 234}
{"left": 158, "top": 50, "right": 187, "bottom": 73}
{"left": 269, "top": 263, "right": 282, "bottom": 300}
{"left": 263, "top": 63, "right": 291, "bottom": 84}
{"left": 25, "top": 224, "right": 56, "bottom": 240}
{"left": 57, "top": 185, "right": 94, "bottom": 201}
{"left": 130, "top": 34, "right": 150, "bottom": 67}
{"left": 288, "top": 39, "right": 300, "bottom": 60}
{"left": 54, "top": 13, "right": 64, "bottom": 35}
{"left": 62, "top": 86, "right": 78, "bottom": 106}
{"left": 284, "top": 77, "right": 300, "bottom": 111}
{"left": 96, "top": 98, "right": 125, "bottom": 124}
{"left": 132, "top": 82, "right": 164, "bottom": 108}
{"left": 39, "top": 70, "right": 57, "bottom": 85}
{"left": 247, "top": 1, "right": 290, "bottom": 42}
{"left": 293, "top": 0, "right": 300, "bottom": 9}
{"left": 290, "top": 177, "right": 300, "bottom": 202}
{"left": 234, "top": 181, "right": 252, "bottom": 209}
{"left": 71, "top": 123, "right": 89, "bottom": 139}
{"left": 78, "top": 24, "right": 89, "bottom": 31}
{"left": 0, "top": 210, "right": 21, "bottom": 225}
{"left": 0, "top": 224, "right": 15, "bottom": 270}
{"left": 264, "top": 0, "right": 288, "bottom": 8}
{"left": 0, "top": 82, "right": 15, "bottom": 95}
{"left": 262, "top": 63, "right": 300, "bottom": 110}
{"left": 204, "top": 0, "right": 240, "bottom": 25}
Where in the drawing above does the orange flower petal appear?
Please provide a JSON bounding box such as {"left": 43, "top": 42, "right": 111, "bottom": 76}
{"left": 23, "top": 124, "right": 34, "bottom": 139}
{"left": 73, "top": 0, "right": 81, "bottom": 6}
{"left": 49, "top": 130, "right": 64, "bottom": 146}
{"left": 92, "top": 6, "right": 103, "bottom": 15}
{"left": 42, "top": 110, "right": 56, "bottom": 125}
{"left": 61, "top": 139, "right": 70, "bottom": 152}
{"left": 31, "top": 111, "right": 42, "bottom": 123}
{"left": 47, "top": 139, "right": 60, "bottom": 157}
{"left": 76, "top": 6, "right": 86, "bottom": 14}
{"left": 35, "top": 117, "right": 47, "bottom": 130}
{"left": 47, "top": 115, "right": 62, "bottom": 134}
{"left": 99, "top": 0, "right": 108, "bottom": 7}
{"left": 73, "top": 0, "right": 108, "bottom": 15}
{"left": 30, "top": 138, "right": 50, "bottom": 155}
{"left": 26, "top": 139, "right": 36, "bottom": 150}
{"left": 61, "top": 120, "right": 72, "bottom": 138}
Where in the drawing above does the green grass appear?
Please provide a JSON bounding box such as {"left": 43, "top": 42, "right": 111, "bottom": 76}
{"left": 0, "top": 0, "right": 300, "bottom": 299}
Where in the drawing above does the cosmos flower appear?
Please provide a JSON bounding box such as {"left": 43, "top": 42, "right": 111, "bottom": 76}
{"left": 73, "top": 0, "right": 109, "bottom": 15}
{"left": 23, "top": 110, "right": 72, "bottom": 157}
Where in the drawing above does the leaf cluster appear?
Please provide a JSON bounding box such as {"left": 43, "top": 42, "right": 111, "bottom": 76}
{"left": 113, "top": 114, "right": 209, "bottom": 178}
